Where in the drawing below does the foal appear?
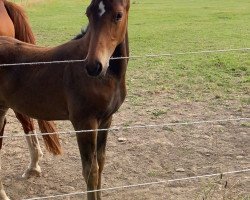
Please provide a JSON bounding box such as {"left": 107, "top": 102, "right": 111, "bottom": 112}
{"left": 0, "top": 0, "right": 130, "bottom": 199}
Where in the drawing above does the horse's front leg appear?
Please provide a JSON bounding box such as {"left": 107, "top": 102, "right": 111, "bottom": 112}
{"left": 96, "top": 117, "right": 112, "bottom": 200}
{"left": 15, "top": 112, "right": 43, "bottom": 178}
{"left": 72, "top": 118, "right": 99, "bottom": 200}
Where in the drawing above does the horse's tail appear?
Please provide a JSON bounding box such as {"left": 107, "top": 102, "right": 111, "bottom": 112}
{"left": 4, "top": 0, "right": 35, "bottom": 44}
{"left": 38, "top": 120, "right": 62, "bottom": 155}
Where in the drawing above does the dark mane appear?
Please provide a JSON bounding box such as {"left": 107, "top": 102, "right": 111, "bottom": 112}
{"left": 73, "top": 26, "right": 88, "bottom": 40}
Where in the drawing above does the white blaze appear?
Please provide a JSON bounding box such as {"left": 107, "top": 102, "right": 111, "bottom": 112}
{"left": 99, "top": 1, "right": 106, "bottom": 17}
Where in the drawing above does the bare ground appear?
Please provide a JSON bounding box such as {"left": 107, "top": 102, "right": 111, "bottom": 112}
{"left": 2, "top": 91, "right": 250, "bottom": 200}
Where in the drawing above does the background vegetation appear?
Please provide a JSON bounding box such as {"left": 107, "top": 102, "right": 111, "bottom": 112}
{"left": 16, "top": 0, "right": 249, "bottom": 106}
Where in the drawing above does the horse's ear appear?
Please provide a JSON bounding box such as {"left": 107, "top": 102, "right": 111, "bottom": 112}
{"left": 87, "top": 0, "right": 99, "bottom": 12}
{"left": 90, "top": 0, "right": 99, "bottom": 6}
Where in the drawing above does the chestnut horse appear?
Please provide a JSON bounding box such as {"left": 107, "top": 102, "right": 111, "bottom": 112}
{"left": 0, "top": 0, "right": 130, "bottom": 199}
{"left": 0, "top": 0, "right": 62, "bottom": 181}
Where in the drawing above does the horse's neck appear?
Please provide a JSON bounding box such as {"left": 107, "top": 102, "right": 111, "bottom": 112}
{"left": 0, "top": 1, "right": 5, "bottom": 16}
{"left": 52, "top": 33, "right": 90, "bottom": 61}
{"left": 0, "top": 0, "right": 15, "bottom": 38}
{"left": 74, "top": 31, "right": 91, "bottom": 58}
{"left": 0, "top": 1, "right": 7, "bottom": 15}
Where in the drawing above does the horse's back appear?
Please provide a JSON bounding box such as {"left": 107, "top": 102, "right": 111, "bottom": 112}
{"left": 0, "top": 36, "right": 23, "bottom": 64}
{"left": 0, "top": 36, "right": 46, "bottom": 65}
{"left": 0, "top": 35, "right": 18, "bottom": 45}
{"left": 0, "top": 36, "right": 33, "bottom": 47}
{"left": 0, "top": 36, "right": 14, "bottom": 60}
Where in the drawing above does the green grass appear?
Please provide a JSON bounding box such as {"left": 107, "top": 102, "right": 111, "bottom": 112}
{"left": 18, "top": 0, "right": 250, "bottom": 104}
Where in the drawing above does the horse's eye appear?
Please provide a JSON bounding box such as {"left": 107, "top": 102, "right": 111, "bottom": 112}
{"left": 115, "top": 12, "right": 123, "bottom": 21}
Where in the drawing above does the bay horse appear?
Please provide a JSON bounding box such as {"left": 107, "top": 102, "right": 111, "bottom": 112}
{"left": 0, "top": 0, "right": 62, "bottom": 181}
{"left": 0, "top": 0, "right": 130, "bottom": 199}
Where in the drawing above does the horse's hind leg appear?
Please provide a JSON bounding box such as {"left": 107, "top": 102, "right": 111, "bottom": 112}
{"left": 0, "top": 107, "right": 10, "bottom": 200}
{"left": 14, "top": 112, "right": 43, "bottom": 178}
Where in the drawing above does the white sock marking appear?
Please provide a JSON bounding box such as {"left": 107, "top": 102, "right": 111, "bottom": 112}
{"left": 22, "top": 131, "right": 43, "bottom": 178}
{"left": 99, "top": 1, "right": 106, "bottom": 17}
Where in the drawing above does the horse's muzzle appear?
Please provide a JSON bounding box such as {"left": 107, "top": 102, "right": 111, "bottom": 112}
{"left": 86, "top": 60, "right": 103, "bottom": 77}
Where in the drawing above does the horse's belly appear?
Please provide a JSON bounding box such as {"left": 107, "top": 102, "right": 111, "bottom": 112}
{"left": 0, "top": 70, "right": 69, "bottom": 120}
{"left": 7, "top": 96, "right": 69, "bottom": 120}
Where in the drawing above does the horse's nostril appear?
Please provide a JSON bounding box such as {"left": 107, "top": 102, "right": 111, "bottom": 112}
{"left": 86, "top": 61, "right": 103, "bottom": 76}
{"left": 96, "top": 61, "right": 102, "bottom": 75}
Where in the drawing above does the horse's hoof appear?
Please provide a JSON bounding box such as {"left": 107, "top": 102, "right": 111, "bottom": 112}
{"left": 22, "top": 167, "right": 41, "bottom": 179}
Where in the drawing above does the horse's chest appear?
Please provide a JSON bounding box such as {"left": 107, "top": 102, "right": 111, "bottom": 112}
{"left": 101, "top": 88, "right": 124, "bottom": 111}
{"left": 66, "top": 74, "right": 126, "bottom": 118}
{"left": 91, "top": 84, "right": 125, "bottom": 118}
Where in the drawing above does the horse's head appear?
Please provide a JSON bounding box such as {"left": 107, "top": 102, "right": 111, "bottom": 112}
{"left": 85, "top": 0, "right": 130, "bottom": 77}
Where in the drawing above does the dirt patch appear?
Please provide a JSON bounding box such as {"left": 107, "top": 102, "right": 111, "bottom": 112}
{"left": 1, "top": 91, "right": 249, "bottom": 199}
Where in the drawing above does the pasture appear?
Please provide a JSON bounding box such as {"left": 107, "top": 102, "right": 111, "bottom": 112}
{"left": 3, "top": 0, "right": 250, "bottom": 199}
